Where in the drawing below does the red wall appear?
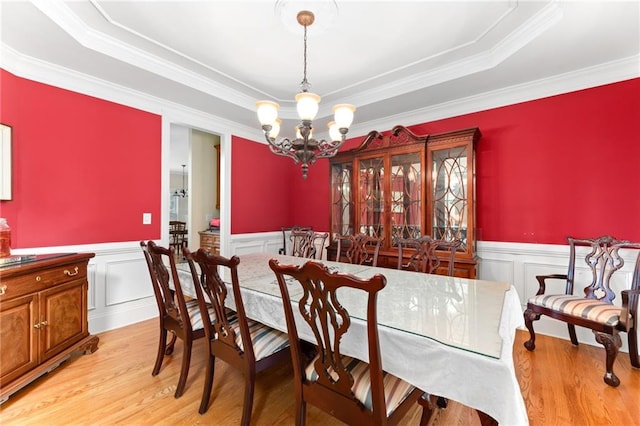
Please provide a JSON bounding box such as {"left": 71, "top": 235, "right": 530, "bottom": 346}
{"left": 0, "top": 70, "right": 162, "bottom": 248}
{"left": 2, "top": 68, "right": 638, "bottom": 248}
{"left": 408, "top": 78, "right": 640, "bottom": 244}
{"left": 251, "top": 78, "right": 640, "bottom": 245}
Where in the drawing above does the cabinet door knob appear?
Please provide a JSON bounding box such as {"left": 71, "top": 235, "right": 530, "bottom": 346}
{"left": 34, "top": 322, "right": 41, "bottom": 329}
{"left": 36, "top": 276, "right": 42, "bottom": 282}
{"left": 64, "top": 267, "right": 79, "bottom": 276}
{"left": 0, "top": 284, "right": 6, "bottom": 295}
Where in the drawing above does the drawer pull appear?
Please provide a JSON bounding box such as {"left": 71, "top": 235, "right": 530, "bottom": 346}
{"left": 64, "top": 267, "right": 79, "bottom": 277}
{"left": 0, "top": 284, "right": 6, "bottom": 295}
{"left": 36, "top": 276, "right": 42, "bottom": 282}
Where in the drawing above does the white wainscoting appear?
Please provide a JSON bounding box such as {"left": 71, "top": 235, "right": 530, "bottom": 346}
{"left": 13, "top": 236, "right": 637, "bottom": 355}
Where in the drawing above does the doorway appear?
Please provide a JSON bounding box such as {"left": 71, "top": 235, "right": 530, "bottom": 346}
{"left": 169, "top": 124, "right": 220, "bottom": 254}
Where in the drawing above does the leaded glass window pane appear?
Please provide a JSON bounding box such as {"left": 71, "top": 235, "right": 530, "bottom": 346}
{"left": 390, "top": 152, "right": 422, "bottom": 245}
{"left": 358, "top": 157, "right": 384, "bottom": 239}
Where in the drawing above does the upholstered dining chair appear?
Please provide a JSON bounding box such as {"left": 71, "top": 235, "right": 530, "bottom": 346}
{"left": 270, "top": 259, "right": 423, "bottom": 426}
{"left": 397, "top": 236, "right": 462, "bottom": 276}
{"left": 184, "top": 248, "right": 291, "bottom": 425}
{"left": 140, "top": 241, "right": 211, "bottom": 398}
{"left": 523, "top": 235, "right": 640, "bottom": 387}
{"left": 335, "top": 233, "right": 383, "bottom": 266}
{"left": 279, "top": 225, "right": 313, "bottom": 255}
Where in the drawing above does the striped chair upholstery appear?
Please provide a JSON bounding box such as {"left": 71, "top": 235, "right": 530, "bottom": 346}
{"left": 528, "top": 294, "right": 621, "bottom": 326}
{"left": 523, "top": 236, "right": 640, "bottom": 388}
{"left": 305, "top": 355, "right": 416, "bottom": 416}
{"left": 186, "top": 299, "right": 215, "bottom": 331}
{"left": 230, "top": 314, "right": 290, "bottom": 360}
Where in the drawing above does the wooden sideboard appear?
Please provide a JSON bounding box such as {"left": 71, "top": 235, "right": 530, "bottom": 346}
{"left": 199, "top": 230, "right": 220, "bottom": 255}
{"left": 0, "top": 253, "right": 98, "bottom": 403}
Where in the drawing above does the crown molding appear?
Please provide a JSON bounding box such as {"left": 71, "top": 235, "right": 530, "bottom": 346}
{"left": 349, "top": 54, "right": 639, "bottom": 137}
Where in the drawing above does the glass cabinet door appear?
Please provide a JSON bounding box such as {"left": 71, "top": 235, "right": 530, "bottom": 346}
{"left": 357, "top": 156, "right": 385, "bottom": 239}
{"left": 330, "top": 162, "right": 353, "bottom": 237}
{"left": 390, "top": 151, "right": 422, "bottom": 246}
{"left": 430, "top": 145, "right": 470, "bottom": 252}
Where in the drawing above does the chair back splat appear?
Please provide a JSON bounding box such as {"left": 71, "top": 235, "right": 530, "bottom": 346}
{"left": 335, "top": 234, "right": 383, "bottom": 266}
{"left": 270, "top": 259, "right": 422, "bottom": 425}
{"left": 140, "top": 240, "right": 205, "bottom": 398}
{"left": 524, "top": 235, "right": 640, "bottom": 387}
{"left": 184, "top": 249, "right": 290, "bottom": 424}
{"left": 397, "top": 236, "right": 461, "bottom": 276}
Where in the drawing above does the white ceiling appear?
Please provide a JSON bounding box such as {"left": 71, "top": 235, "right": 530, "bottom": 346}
{"left": 1, "top": 0, "right": 639, "bottom": 163}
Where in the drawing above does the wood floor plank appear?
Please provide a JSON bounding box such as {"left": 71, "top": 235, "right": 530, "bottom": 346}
{"left": 1, "top": 318, "right": 638, "bottom": 425}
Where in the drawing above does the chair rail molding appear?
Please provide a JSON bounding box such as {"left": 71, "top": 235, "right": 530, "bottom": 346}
{"left": 11, "top": 238, "right": 638, "bottom": 352}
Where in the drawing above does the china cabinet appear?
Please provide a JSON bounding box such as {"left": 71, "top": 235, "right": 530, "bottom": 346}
{"left": 328, "top": 126, "right": 481, "bottom": 278}
{"left": 0, "top": 253, "right": 98, "bottom": 403}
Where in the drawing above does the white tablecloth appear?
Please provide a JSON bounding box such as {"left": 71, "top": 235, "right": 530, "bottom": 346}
{"left": 176, "top": 253, "right": 528, "bottom": 425}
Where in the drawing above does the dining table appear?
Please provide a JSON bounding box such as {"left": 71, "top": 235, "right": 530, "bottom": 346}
{"left": 176, "top": 252, "right": 528, "bottom": 425}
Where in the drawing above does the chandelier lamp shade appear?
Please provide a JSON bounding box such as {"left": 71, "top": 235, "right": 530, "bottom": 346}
{"left": 256, "top": 10, "right": 356, "bottom": 179}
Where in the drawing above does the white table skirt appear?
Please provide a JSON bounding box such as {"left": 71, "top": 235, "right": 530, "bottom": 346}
{"left": 176, "top": 255, "right": 528, "bottom": 425}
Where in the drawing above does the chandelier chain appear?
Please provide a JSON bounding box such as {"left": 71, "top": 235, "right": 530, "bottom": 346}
{"left": 301, "top": 23, "right": 309, "bottom": 91}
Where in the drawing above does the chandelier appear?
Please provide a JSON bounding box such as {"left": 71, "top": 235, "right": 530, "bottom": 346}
{"left": 256, "top": 10, "right": 356, "bottom": 179}
{"left": 172, "top": 164, "right": 188, "bottom": 198}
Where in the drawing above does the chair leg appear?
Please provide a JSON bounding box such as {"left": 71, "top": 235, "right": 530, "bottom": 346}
{"left": 240, "top": 370, "right": 256, "bottom": 426}
{"left": 523, "top": 309, "right": 540, "bottom": 351}
{"left": 628, "top": 326, "right": 640, "bottom": 368}
{"left": 153, "top": 328, "right": 167, "bottom": 376}
{"left": 199, "top": 354, "right": 216, "bottom": 414}
{"left": 175, "top": 338, "right": 192, "bottom": 398}
{"left": 418, "top": 393, "right": 437, "bottom": 426}
{"left": 295, "top": 398, "right": 306, "bottom": 426}
{"left": 568, "top": 323, "right": 579, "bottom": 346}
{"left": 594, "top": 331, "right": 622, "bottom": 387}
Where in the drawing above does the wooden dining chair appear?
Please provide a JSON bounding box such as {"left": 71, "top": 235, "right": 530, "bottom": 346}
{"left": 397, "top": 236, "right": 461, "bottom": 276}
{"left": 270, "top": 259, "right": 423, "bottom": 426}
{"left": 184, "top": 248, "right": 291, "bottom": 424}
{"left": 335, "top": 233, "right": 383, "bottom": 266}
{"left": 308, "top": 232, "right": 329, "bottom": 260}
{"left": 279, "top": 225, "right": 313, "bottom": 255}
{"left": 169, "top": 220, "right": 188, "bottom": 260}
{"left": 290, "top": 229, "right": 315, "bottom": 258}
{"left": 140, "top": 241, "right": 211, "bottom": 398}
{"left": 524, "top": 235, "right": 640, "bottom": 387}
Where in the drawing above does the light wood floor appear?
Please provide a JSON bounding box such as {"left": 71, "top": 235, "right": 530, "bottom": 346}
{"left": 1, "top": 319, "right": 638, "bottom": 425}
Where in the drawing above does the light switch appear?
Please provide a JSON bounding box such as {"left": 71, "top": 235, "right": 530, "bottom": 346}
{"left": 143, "top": 213, "right": 152, "bottom": 224}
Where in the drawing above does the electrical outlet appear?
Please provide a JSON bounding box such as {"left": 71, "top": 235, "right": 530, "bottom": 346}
{"left": 143, "top": 213, "right": 152, "bottom": 224}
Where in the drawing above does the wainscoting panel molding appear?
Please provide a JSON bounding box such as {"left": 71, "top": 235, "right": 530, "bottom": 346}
{"left": 11, "top": 237, "right": 637, "bottom": 352}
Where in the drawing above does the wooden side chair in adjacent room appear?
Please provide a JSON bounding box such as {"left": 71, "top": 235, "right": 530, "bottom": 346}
{"left": 523, "top": 235, "right": 640, "bottom": 387}
{"left": 140, "top": 241, "right": 212, "bottom": 398}
{"left": 270, "top": 259, "right": 423, "bottom": 426}
{"left": 184, "top": 248, "right": 291, "bottom": 425}
{"left": 169, "top": 220, "right": 188, "bottom": 260}
{"left": 397, "top": 236, "right": 462, "bottom": 276}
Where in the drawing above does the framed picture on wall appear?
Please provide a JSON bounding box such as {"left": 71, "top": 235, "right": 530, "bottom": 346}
{"left": 0, "top": 123, "right": 11, "bottom": 200}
